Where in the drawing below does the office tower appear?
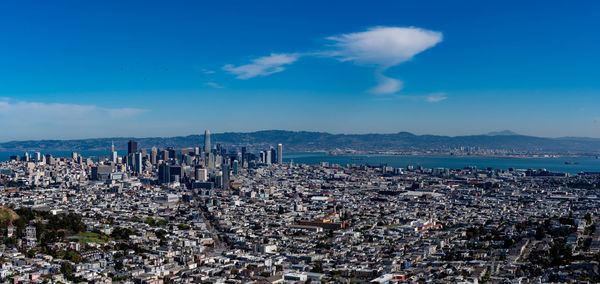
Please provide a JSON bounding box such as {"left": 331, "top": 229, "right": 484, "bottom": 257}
{"left": 34, "top": 152, "right": 41, "bottom": 162}
{"left": 270, "top": 147, "right": 277, "bottom": 164}
{"left": 70, "top": 152, "right": 76, "bottom": 160}
{"left": 158, "top": 162, "right": 170, "bottom": 184}
{"left": 111, "top": 141, "right": 115, "bottom": 153}
{"left": 182, "top": 154, "right": 193, "bottom": 165}
{"left": 277, "top": 143, "right": 283, "bottom": 164}
{"left": 233, "top": 160, "right": 239, "bottom": 175}
{"left": 194, "top": 147, "right": 200, "bottom": 155}
{"left": 167, "top": 147, "right": 178, "bottom": 163}
{"left": 135, "top": 152, "right": 143, "bottom": 173}
{"left": 169, "top": 165, "right": 182, "bottom": 182}
{"left": 111, "top": 151, "right": 118, "bottom": 164}
{"left": 128, "top": 140, "right": 138, "bottom": 155}
{"left": 161, "top": 149, "right": 169, "bottom": 161}
{"left": 265, "top": 150, "right": 272, "bottom": 165}
{"left": 204, "top": 130, "right": 211, "bottom": 153}
{"left": 207, "top": 152, "right": 215, "bottom": 169}
{"left": 127, "top": 153, "right": 134, "bottom": 169}
{"left": 241, "top": 147, "right": 247, "bottom": 165}
{"left": 150, "top": 147, "right": 157, "bottom": 164}
{"left": 45, "top": 154, "right": 53, "bottom": 165}
{"left": 195, "top": 167, "right": 207, "bottom": 182}
{"left": 222, "top": 164, "right": 230, "bottom": 190}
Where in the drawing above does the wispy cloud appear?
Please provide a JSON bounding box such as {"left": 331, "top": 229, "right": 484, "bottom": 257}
{"left": 0, "top": 99, "right": 146, "bottom": 119}
{"left": 424, "top": 92, "right": 447, "bottom": 102}
{"left": 394, "top": 92, "right": 448, "bottom": 103}
{"left": 223, "top": 27, "right": 442, "bottom": 95}
{"left": 368, "top": 73, "right": 404, "bottom": 94}
{"left": 0, "top": 98, "right": 148, "bottom": 140}
{"left": 105, "top": 107, "right": 147, "bottom": 118}
{"left": 204, "top": 82, "right": 224, "bottom": 89}
{"left": 223, "top": 53, "right": 299, "bottom": 79}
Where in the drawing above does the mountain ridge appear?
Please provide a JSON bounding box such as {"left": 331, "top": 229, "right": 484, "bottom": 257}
{"left": 1, "top": 130, "right": 599, "bottom": 154}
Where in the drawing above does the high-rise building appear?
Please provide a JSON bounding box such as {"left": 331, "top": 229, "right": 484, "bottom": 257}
{"left": 128, "top": 140, "right": 138, "bottom": 155}
{"left": 233, "top": 160, "right": 239, "bottom": 175}
{"left": 277, "top": 143, "right": 283, "bottom": 164}
{"left": 195, "top": 167, "right": 207, "bottom": 182}
{"left": 265, "top": 150, "right": 272, "bottom": 165}
{"left": 204, "top": 130, "right": 211, "bottom": 153}
{"left": 270, "top": 147, "right": 277, "bottom": 164}
{"left": 167, "top": 147, "right": 178, "bottom": 163}
{"left": 135, "top": 152, "right": 143, "bottom": 173}
{"left": 161, "top": 149, "right": 169, "bottom": 161}
{"left": 241, "top": 147, "right": 247, "bottom": 165}
{"left": 110, "top": 141, "right": 118, "bottom": 163}
{"left": 111, "top": 151, "right": 118, "bottom": 164}
{"left": 207, "top": 152, "right": 215, "bottom": 169}
{"left": 222, "top": 163, "right": 230, "bottom": 190}
{"left": 150, "top": 147, "right": 157, "bottom": 164}
{"left": 158, "top": 162, "right": 170, "bottom": 184}
{"left": 169, "top": 165, "right": 182, "bottom": 182}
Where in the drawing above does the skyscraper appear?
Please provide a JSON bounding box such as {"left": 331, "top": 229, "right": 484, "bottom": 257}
{"left": 222, "top": 163, "right": 230, "bottom": 190}
{"left": 265, "top": 150, "right": 272, "bottom": 165}
{"left": 111, "top": 151, "right": 118, "bottom": 164}
{"left": 277, "top": 143, "right": 283, "bottom": 164}
{"left": 150, "top": 147, "right": 157, "bottom": 165}
{"left": 111, "top": 141, "right": 118, "bottom": 163}
{"left": 135, "top": 152, "right": 143, "bottom": 173}
{"left": 158, "top": 162, "right": 170, "bottom": 184}
{"left": 128, "top": 140, "right": 138, "bottom": 155}
{"left": 204, "top": 130, "right": 211, "bottom": 153}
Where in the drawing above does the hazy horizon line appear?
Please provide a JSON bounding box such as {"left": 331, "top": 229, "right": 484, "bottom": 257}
{"left": 2, "top": 129, "right": 600, "bottom": 144}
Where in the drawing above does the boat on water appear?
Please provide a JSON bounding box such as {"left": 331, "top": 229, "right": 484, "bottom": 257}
{"left": 564, "top": 161, "right": 579, "bottom": 165}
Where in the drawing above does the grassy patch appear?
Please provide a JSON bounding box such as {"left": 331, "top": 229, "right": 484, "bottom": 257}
{"left": 69, "top": 232, "right": 112, "bottom": 243}
{"left": 0, "top": 207, "right": 19, "bottom": 225}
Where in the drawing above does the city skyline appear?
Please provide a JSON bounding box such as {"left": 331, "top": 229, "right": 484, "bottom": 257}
{"left": 1, "top": 0, "right": 599, "bottom": 141}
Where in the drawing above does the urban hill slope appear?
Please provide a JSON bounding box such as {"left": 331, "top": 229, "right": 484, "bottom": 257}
{"left": 1, "top": 130, "right": 600, "bottom": 155}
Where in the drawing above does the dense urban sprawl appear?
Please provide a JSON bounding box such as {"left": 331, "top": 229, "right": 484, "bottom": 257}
{"left": 1, "top": 134, "right": 600, "bottom": 283}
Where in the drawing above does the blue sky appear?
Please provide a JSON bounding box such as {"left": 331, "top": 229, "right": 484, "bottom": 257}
{"left": 0, "top": 0, "right": 599, "bottom": 141}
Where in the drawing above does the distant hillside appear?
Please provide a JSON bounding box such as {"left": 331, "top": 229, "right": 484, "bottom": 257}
{"left": 1, "top": 130, "right": 600, "bottom": 155}
{"left": 486, "top": 130, "right": 520, "bottom": 136}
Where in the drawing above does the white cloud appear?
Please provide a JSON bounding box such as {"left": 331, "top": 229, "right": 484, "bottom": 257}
{"left": 368, "top": 73, "right": 403, "bottom": 94}
{"left": 0, "top": 99, "right": 147, "bottom": 140}
{"left": 204, "top": 82, "right": 224, "bottom": 89}
{"left": 325, "top": 26, "right": 443, "bottom": 67}
{"left": 327, "top": 26, "right": 442, "bottom": 94}
{"left": 223, "top": 53, "right": 299, "bottom": 79}
{"left": 223, "top": 26, "right": 442, "bottom": 95}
